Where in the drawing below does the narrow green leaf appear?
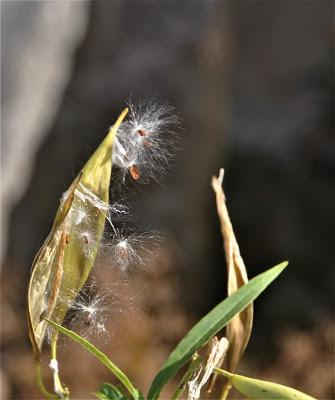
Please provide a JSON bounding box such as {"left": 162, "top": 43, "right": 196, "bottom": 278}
{"left": 147, "top": 261, "right": 288, "bottom": 400}
{"left": 45, "top": 318, "right": 141, "bottom": 400}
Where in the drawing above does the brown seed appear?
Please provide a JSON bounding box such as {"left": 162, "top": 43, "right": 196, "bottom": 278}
{"left": 137, "top": 129, "right": 147, "bottom": 137}
{"left": 138, "top": 129, "right": 151, "bottom": 147}
{"left": 39, "top": 310, "right": 46, "bottom": 323}
{"left": 119, "top": 247, "right": 128, "bottom": 258}
{"left": 129, "top": 164, "right": 140, "bottom": 180}
{"left": 84, "top": 313, "right": 93, "bottom": 326}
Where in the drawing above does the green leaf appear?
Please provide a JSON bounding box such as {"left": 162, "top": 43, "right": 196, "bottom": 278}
{"left": 147, "top": 261, "right": 288, "bottom": 400}
{"left": 215, "top": 369, "right": 315, "bottom": 399}
{"left": 27, "top": 109, "right": 128, "bottom": 360}
{"left": 45, "top": 318, "right": 142, "bottom": 400}
{"left": 93, "top": 383, "right": 128, "bottom": 400}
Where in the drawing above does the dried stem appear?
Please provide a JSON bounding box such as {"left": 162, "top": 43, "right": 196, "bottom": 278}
{"left": 171, "top": 354, "right": 201, "bottom": 400}
{"left": 211, "top": 169, "right": 254, "bottom": 400}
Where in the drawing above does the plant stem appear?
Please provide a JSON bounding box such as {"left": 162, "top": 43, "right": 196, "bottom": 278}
{"left": 220, "top": 382, "right": 233, "bottom": 400}
{"left": 35, "top": 361, "right": 57, "bottom": 399}
{"left": 206, "top": 370, "right": 218, "bottom": 397}
{"left": 213, "top": 368, "right": 233, "bottom": 379}
{"left": 213, "top": 368, "right": 233, "bottom": 400}
{"left": 51, "top": 336, "right": 70, "bottom": 399}
{"left": 46, "top": 318, "right": 140, "bottom": 400}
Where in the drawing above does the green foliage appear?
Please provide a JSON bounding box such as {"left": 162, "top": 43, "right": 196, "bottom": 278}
{"left": 147, "top": 261, "right": 288, "bottom": 400}
{"left": 45, "top": 262, "right": 295, "bottom": 400}
{"left": 93, "top": 383, "right": 129, "bottom": 400}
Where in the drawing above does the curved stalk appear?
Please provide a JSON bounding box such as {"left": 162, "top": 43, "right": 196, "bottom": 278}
{"left": 50, "top": 337, "right": 69, "bottom": 399}
{"left": 35, "top": 361, "right": 57, "bottom": 399}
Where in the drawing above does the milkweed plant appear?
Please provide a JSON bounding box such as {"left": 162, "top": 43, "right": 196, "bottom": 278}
{"left": 27, "top": 99, "right": 315, "bottom": 400}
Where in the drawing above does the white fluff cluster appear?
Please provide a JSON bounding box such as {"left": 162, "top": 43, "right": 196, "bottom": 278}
{"left": 61, "top": 282, "right": 139, "bottom": 342}
{"left": 112, "top": 99, "right": 180, "bottom": 183}
{"left": 66, "top": 181, "right": 159, "bottom": 275}
{"left": 63, "top": 99, "right": 178, "bottom": 276}
{"left": 74, "top": 183, "right": 129, "bottom": 224}
{"left": 67, "top": 184, "right": 129, "bottom": 259}
{"left": 64, "top": 285, "right": 113, "bottom": 339}
{"left": 104, "top": 228, "right": 159, "bottom": 274}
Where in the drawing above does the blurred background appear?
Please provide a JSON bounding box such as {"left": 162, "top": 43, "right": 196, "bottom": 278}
{"left": 1, "top": 1, "right": 334, "bottom": 399}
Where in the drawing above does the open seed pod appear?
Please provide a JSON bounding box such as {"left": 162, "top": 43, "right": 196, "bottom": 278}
{"left": 27, "top": 108, "right": 128, "bottom": 361}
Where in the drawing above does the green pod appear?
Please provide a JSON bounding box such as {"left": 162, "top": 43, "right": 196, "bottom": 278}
{"left": 230, "top": 373, "right": 315, "bottom": 400}
{"left": 27, "top": 108, "right": 128, "bottom": 361}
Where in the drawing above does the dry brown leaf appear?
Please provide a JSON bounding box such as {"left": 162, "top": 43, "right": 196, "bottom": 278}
{"left": 188, "top": 337, "right": 229, "bottom": 400}
{"left": 211, "top": 168, "right": 254, "bottom": 398}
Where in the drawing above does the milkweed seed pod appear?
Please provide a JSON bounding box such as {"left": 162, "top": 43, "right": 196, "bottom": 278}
{"left": 27, "top": 109, "right": 128, "bottom": 360}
